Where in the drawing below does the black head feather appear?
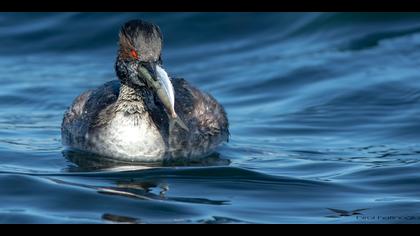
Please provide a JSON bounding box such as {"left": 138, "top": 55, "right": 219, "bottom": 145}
{"left": 119, "top": 19, "right": 163, "bottom": 62}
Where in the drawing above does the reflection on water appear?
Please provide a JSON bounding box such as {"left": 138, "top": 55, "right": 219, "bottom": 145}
{"left": 62, "top": 149, "right": 231, "bottom": 172}
{"left": 47, "top": 164, "right": 232, "bottom": 224}
{"left": 325, "top": 208, "right": 369, "bottom": 218}
{"left": 102, "top": 213, "right": 141, "bottom": 224}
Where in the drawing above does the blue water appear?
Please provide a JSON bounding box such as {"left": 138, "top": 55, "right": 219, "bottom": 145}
{"left": 1, "top": 12, "right": 420, "bottom": 223}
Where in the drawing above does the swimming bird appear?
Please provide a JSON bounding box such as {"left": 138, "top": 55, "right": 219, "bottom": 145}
{"left": 61, "top": 20, "right": 229, "bottom": 162}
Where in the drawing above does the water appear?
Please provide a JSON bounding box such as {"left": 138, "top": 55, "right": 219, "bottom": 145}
{"left": 1, "top": 12, "right": 420, "bottom": 224}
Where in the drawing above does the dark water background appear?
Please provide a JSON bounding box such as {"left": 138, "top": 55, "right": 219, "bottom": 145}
{"left": 1, "top": 12, "right": 420, "bottom": 223}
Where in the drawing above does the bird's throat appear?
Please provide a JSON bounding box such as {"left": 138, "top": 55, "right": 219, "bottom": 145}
{"left": 116, "top": 83, "right": 148, "bottom": 115}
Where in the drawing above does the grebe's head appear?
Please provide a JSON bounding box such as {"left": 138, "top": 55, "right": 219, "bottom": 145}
{"left": 115, "top": 20, "right": 177, "bottom": 118}
{"left": 115, "top": 19, "right": 164, "bottom": 88}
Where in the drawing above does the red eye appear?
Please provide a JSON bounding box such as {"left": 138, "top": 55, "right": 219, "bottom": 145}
{"left": 130, "top": 49, "right": 139, "bottom": 59}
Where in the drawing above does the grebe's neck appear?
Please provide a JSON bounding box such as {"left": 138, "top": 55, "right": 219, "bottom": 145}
{"left": 115, "top": 83, "right": 148, "bottom": 115}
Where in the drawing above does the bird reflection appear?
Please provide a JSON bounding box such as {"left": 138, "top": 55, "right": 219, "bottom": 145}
{"left": 62, "top": 148, "right": 230, "bottom": 172}
{"left": 56, "top": 149, "right": 230, "bottom": 220}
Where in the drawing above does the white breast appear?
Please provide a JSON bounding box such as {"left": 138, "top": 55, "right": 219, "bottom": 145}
{"left": 86, "top": 112, "right": 167, "bottom": 162}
